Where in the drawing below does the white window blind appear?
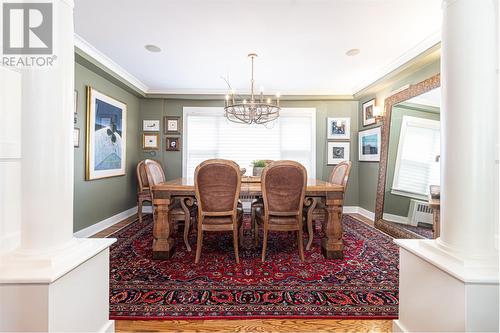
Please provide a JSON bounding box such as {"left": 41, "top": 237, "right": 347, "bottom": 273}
{"left": 391, "top": 115, "right": 440, "bottom": 199}
{"left": 182, "top": 107, "right": 316, "bottom": 178}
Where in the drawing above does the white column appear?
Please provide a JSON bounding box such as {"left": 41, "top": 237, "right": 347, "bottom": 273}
{"left": 439, "top": 0, "right": 499, "bottom": 261}
{"left": 18, "top": 0, "right": 75, "bottom": 252}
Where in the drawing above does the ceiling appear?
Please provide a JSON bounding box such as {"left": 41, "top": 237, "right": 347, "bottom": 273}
{"left": 74, "top": 0, "right": 442, "bottom": 95}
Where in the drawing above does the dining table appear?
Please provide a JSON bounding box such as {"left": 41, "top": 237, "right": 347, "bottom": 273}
{"left": 151, "top": 177, "right": 345, "bottom": 260}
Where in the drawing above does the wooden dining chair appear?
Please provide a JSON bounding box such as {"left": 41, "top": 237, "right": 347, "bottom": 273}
{"left": 143, "top": 159, "right": 196, "bottom": 251}
{"left": 136, "top": 160, "right": 151, "bottom": 223}
{"left": 255, "top": 160, "right": 307, "bottom": 262}
{"left": 251, "top": 159, "right": 274, "bottom": 241}
{"left": 304, "top": 160, "right": 352, "bottom": 250}
{"left": 194, "top": 159, "right": 244, "bottom": 264}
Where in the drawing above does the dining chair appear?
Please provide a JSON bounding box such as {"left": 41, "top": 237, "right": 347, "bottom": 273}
{"left": 194, "top": 159, "right": 243, "bottom": 264}
{"left": 251, "top": 159, "right": 274, "bottom": 242}
{"left": 143, "top": 159, "right": 196, "bottom": 251}
{"left": 255, "top": 160, "right": 307, "bottom": 262}
{"left": 304, "top": 160, "right": 352, "bottom": 250}
{"left": 136, "top": 160, "right": 151, "bottom": 223}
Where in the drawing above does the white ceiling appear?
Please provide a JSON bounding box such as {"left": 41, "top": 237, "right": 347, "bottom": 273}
{"left": 74, "top": 0, "right": 442, "bottom": 95}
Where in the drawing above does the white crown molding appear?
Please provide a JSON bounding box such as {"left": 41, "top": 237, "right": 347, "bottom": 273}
{"left": 146, "top": 88, "right": 354, "bottom": 96}
{"left": 352, "top": 30, "right": 441, "bottom": 94}
{"left": 74, "top": 34, "right": 149, "bottom": 93}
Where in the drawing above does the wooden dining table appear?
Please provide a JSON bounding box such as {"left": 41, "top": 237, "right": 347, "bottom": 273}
{"left": 151, "top": 178, "right": 345, "bottom": 260}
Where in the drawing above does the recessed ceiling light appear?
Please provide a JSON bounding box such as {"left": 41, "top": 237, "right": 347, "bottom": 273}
{"left": 145, "top": 44, "right": 161, "bottom": 53}
{"left": 345, "top": 48, "right": 360, "bottom": 56}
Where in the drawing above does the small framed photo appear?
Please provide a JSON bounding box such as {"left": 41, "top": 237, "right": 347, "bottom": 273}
{"left": 164, "top": 116, "right": 181, "bottom": 134}
{"left": 73, "top": 128, "right": 80, "bottom": 148}
{"left": 143, "top": 133, "right": 159, "bottom": 150}
{"left": 362, "top": 99, "right": 376, "bottom": 127}
{"left": 327, "top": 142, "right": 350, "bottom": 165}
{"left": 74, "top": 90, "right": 78, "bottom": 124}
{"left": 327, "top": 117, "right": 350, "bottom": 140}
{"left": 359, "top": 127, "right": 381, "bottom": 161}
{"left": 143, "top": 120, "right": 160, "bottom": 132}
{"left": 166, "top": 137, "right": 180, "bottom": 151}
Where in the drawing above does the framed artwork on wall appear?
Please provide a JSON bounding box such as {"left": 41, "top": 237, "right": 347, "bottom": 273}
{"left": 85, "top": 86, "right": 127, "bottom": 180}
{"left": 362, "top": 99, "right": 376, "bottom": 126}
{"left": 143, "top": 120, "right": 160, "bottom": 132}
{"left": 166, "top": 137, "right": 180, "bottom": 151}
{"left": 327, "top": 141, "right": 350, "bottom": 165}
{"left": 359, "top": 126, "right": 381, "bottom": 161}
{"left": 143, "top": 133, "right": 159, "bottom": 150}
{"left": 327, "top": 117, "right": 350, "bottom": 140}
{"left": 164, "top": 116, "right": 181, "bottom": 135}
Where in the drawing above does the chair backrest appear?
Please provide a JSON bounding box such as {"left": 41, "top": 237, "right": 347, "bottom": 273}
{"left": 136, "top": 160, "right": 150, "bottom": 192}
{"left": 194, "top": 159, "right": 241, "bottom": 214}
{"left": 143, "top": 159, "right": 166, "bottom": 189}
{"left": 329, "top": 161, "right": 352, "bottom": 189}
{"left": 261, "top": 160, "right": 307, "bottom": 216}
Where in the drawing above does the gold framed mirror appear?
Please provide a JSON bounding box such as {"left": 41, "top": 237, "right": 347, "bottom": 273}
{"left": 374, "top": 74, "right": 441, "bottom": 238}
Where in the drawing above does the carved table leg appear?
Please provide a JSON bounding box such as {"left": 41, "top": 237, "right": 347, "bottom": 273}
{"left": 153, "top": 197, "right": 175, "bottom": 259}
{"left": 321, "top": 195, "right": 344, "bottom": 259}
{"left": 304, "top": 197, "right": 318, "bottom": 251}
{"left": 180, "top": 196, "right": 195, "bottom": 252}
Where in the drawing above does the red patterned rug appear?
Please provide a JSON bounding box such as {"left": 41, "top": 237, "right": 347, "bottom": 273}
{"left": 109, "top": 214, "right": 399, "bottom": 320}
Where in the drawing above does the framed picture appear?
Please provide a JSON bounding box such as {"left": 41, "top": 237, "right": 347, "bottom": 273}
{"left": 73, "top": 128, "right": 80, "bottom": 148}
{"left": 164, "top": 116, "right": 181, "bottom": 134}
{"left": 327, "top": 141, "right": 350, "bottom": 165}
{"left": 143, "top": 133, "right": 159, "bottom": 150}
{"left": 74, "top": 90, "right": 78, "bottom": 124}
{"left": 362, "top": 99, "right": 376, "bottom": 126}
{"left": 359, "top": 127, "right": 381, "bottom": 161}
{"left": 166, "top": 137, "right": 180, "bottom": 151}
{"left": 327, "top": 117, "right": 350, "bottom": 139}
{"left": 85, "top": 86, "right": 127, "bottom": 180}
{"left": 143, "top": 120, "right": 160, "bottom": 132}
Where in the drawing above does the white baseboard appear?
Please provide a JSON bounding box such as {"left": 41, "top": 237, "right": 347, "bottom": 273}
{"left": 343, "top": 206, "right": 375, "bottom": 221}
{"left": 383, "top": 213, "right": 409, "bottom": 224}
{"left": 74, "top": 206, "right": 138, "bottom": 238}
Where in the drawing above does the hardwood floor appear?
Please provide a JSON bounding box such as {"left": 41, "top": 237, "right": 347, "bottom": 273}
{"left": 94, "top": 213, "right": 393, "bottom": 333}
{"left": 115, "top": 319, "right": 392, "bottom": 332}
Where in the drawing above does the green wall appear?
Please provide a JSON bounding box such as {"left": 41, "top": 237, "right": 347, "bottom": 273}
{"left": 356, "top": 59, "right": 440, "bottom": 213}
{"left": 139, "top": 98, "right": 360, "bottom": 206}
{"left": 383, "top": 103, "right": 440, "bottom": 217}
{"left": 73, "top": 61, "right": 141, "bottom": 232}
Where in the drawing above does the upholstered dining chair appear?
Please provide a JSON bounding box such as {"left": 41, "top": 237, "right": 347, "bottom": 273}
{"left": 143, "top": 159, "right": 196, "bottom": 251}
{"left": 304, "top": 160, "right": 352, "bottom": 250}
{"left": 251, "top": 159, "right": 274, "bottom": 241}
{"left": 194, "top": 159, "right": 244, "bottom": 264}
{"left": 136, "top": 160, "right": 151, "bottom": 224}
{"left": 254, "top": 160, "right": 307, "bottom": 262}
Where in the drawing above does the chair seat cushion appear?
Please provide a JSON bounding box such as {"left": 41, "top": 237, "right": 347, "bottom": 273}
{"left": 203, "top": 207, "right": 243, "bottom": 225}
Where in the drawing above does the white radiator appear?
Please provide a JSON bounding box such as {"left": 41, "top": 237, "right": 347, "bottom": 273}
{"left": 408, "top": 199, "right": 433, "bottom": 226}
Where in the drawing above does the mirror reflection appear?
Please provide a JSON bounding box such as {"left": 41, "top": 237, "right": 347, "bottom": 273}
{"left": 383, "top": 87, "right": 441, "bottom": 238}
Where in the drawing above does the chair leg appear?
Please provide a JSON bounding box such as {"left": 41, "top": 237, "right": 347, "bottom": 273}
{"left": 195, "top": 226, "right": 203, "bottom": 264}
{"left": 233, "top": 227, "right": 240, "bottom": 264}
{"left": 297, "top": 228, "right": 305, "bottom": 261}
{"left": 138, "top": 199, "right": 143, "bottom": 223}
{"left": 306, "top": 216, "right": 314, "bottom": 251}
{"left": 261, "top": 227, "right": 268, "bottom": 262}
{"left": 183, "top": 215, "right": 192, "bottom": 252}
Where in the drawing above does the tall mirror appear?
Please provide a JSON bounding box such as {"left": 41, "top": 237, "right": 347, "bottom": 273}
{"left": 375, "top": 75, "right": 441, "bottom": 239}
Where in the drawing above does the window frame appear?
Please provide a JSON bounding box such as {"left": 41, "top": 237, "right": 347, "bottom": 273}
{"left": 182, "top": 107, "right": 316, "bottom": 178}
{"left": 391, "top": 115, "right": 440, "bottom": 200}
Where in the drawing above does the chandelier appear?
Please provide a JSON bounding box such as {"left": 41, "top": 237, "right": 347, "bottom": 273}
{"left": 224, "top": 53, "right": 281, "bottom": 125}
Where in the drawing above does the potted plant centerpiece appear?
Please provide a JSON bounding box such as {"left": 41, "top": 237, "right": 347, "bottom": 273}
{"left": 252, "top": 160, "right": 267, "bottom": 176}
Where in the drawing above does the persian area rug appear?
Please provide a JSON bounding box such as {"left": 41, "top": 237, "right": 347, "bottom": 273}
{"left": 109, "top": 214, "right": 399, "bottom": 320}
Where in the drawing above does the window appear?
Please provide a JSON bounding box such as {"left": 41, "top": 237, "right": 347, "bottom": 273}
{"left": 391, "top": 115, "right": 440, "bottom": 200}
{"left": 182, "top": 107, "right": 316, "bottom": 178}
